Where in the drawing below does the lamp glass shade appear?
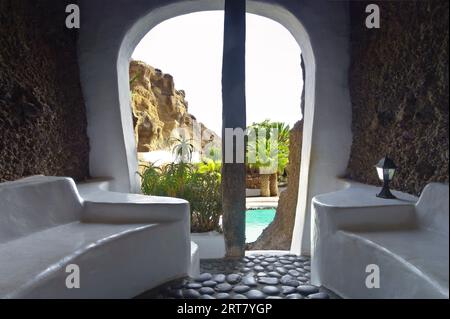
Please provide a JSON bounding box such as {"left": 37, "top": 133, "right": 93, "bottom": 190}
{"left": 377, "top": 167, "right": 396, "bottom": 181}
{"left": 387, "top": 168, "right": 396, "bottom": 180}
{"left": 376, "top": 167, "right": 384, "bottom": 180}
{"left": 375, "top": 156, "right": 397, "bottom": 181}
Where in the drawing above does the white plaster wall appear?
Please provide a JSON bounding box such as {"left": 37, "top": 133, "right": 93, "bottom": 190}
{"left": 191, "top": 231, "right": 226, "bottom": 259}
{"left": 77, "top": 0, "right": 352, "bottom": 255}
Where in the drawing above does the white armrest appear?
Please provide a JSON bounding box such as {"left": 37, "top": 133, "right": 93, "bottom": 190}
{"left": 415, "top": 183, "right": 449, "bottom": 234}
{"left": 81, "top": 191, "right": 189, "bottom": 224}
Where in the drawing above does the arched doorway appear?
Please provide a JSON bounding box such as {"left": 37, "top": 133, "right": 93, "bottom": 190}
{"left": 78, "top": 0, "right": 352, "bottom": 255}
{"left": 128, "top": 9, "right": 304, "bottom": 253}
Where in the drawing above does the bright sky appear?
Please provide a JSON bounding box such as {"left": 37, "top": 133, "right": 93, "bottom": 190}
{"left": 132, "top": 11, "right": 303, "bottom": 135}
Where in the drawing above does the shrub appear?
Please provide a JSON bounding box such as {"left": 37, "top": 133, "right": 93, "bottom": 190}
{"left": 140, "top": 162, "right": 193, "bottom": 197}
{"left": 184, "top": 170, "right": 222, "bottom": 233}
{"left": 139, "top": 162, "right": 222, "bottom": 233}
{"left": 196, "top": 159, "right": 222, "bottom": 175}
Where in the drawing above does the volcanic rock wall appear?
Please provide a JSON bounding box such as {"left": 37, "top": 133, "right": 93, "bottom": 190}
{"left": 0, "top": 0, "right": 89, "bottom": 182}
{"left": 347, "top": 0, "right": 449, "bottom": 195}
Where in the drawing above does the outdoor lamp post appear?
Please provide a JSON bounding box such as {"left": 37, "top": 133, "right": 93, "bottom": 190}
{"left": 375, "top": 156, "right": 397, "bottom": 199}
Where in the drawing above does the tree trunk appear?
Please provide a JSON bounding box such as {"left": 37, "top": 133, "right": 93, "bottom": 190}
{"left": 260, "top": 174, "right": 271, "bottom": 197}
{"left": 221, "top": 0, "right": 246, "bottom": 258}
{"left": 270, "top": 173, "right": 278, "bottom": 196}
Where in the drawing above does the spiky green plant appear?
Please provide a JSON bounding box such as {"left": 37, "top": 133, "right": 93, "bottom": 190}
{"left": 171, "top": 136, "right": 195, "bottom": 163}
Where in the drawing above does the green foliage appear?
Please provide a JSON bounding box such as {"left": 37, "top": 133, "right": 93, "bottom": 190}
{"left": 197, "top": 159, "right": 222, "bottom": 175}
{"left": 140, "top": 162, "right": 193, "bottom": 197}
{"left": 246, "top": 120, "right": 290, "bottom": 174}
{"left": 276, "top": 142, "right": 289, "bottom": 174}
{"left": 139, "top": 162, "right": 222, "bottom": 233}
{"left": 184, "top": 171, "right": 222, "bottom": 233}
{"left": 272, "top": 122, "right": 290, "bottom": 145}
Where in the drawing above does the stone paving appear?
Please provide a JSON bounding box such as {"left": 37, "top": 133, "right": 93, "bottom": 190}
{"left": 139, "top": 253, "right": 339, "bottom": 299}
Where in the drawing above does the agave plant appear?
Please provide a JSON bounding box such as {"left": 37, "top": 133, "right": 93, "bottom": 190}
{"left": 171, "top": 136, "right": 195, "bottom": 163}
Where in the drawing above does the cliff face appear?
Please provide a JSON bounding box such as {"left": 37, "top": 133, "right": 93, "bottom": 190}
{"left": 347, "top": 1, "right": 449, "bottom": 195}
{"left": 130, "top": 61, "right": 220, "bottom": 154}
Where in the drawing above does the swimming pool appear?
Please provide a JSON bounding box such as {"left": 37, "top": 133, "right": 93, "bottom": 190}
{"left": 245, "top": 208, "right": 276, "bottom": 243}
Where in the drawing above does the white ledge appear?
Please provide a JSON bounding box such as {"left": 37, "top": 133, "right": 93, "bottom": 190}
{"left": 313, "top": 182, "right": 418, "bottom": 208}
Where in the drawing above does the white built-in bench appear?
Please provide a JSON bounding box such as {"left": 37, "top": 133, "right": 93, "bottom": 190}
{"left": 0, "top": 176, "right": 191, "bottom": 298}
{"left": 311, "top": 182, "right": 449, "bottom": 299}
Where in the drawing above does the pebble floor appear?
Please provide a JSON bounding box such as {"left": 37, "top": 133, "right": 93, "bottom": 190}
{"left": 137, "top": 253, "right": 339, "bottom": 299}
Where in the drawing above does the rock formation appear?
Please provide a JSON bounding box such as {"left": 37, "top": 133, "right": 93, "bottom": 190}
{"left": 129, "top": 61, "right": 220, "bottom": 155}
{"left": 247, "top": 121, "right": 303, "bottom": 250}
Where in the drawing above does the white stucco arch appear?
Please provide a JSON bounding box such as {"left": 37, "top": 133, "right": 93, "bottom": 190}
{"left": 78, "top": 0, "right": 352, "bottom": 255}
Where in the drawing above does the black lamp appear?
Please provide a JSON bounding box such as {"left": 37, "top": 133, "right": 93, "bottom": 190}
{"left": 375, "top": 156, "right": 397, "bottom": 199}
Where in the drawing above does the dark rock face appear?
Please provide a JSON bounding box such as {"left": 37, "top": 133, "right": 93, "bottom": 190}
{"left": 0, "top": 0, "right": 89, "bottom": 182}
{"left": 347, "top": 1, "right": 449, "bottom": 195}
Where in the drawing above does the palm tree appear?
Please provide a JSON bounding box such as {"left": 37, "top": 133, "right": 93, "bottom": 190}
{"left": 273, "top": 122, "right": 290, "bottom": 145}
{"left": 246, "top": 120, "right": 290, "bottom": 197}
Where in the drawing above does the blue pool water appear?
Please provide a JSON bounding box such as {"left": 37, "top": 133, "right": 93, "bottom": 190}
{"left": 246, "top": 208, "right": 276, "bottom": 243}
